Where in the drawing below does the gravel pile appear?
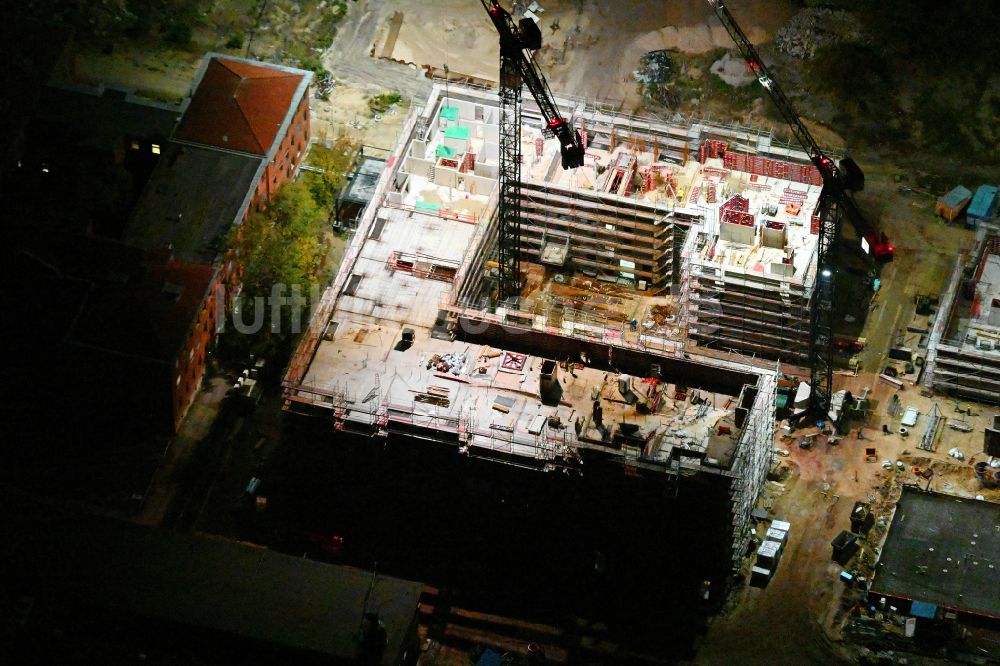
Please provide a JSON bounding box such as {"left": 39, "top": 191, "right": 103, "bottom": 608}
{"left": 775, "top": 8, "right": 866, "bottom": 60}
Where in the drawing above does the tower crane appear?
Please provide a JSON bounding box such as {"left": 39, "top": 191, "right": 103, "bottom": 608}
{"left": 706, "top": 0, "right": 893, "bottom": 419}
{"left": 481, "top": 0, "right": 584, "bottom": 301}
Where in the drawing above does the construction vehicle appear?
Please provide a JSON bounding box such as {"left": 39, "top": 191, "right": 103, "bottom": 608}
{"left": 481, "top": 0, "right": 584, "bottom": 300}
{"left": 706, "top": 0, "right": 893, "bottom": 420}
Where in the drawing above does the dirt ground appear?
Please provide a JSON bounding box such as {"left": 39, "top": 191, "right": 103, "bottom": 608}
{"left": 310, "top": 86, "right": 411, "bottom": 149}
{"left": 370, "top": 0, "right": 795, "bottom": 108}
{"left": 693, "top": 369, "right": 999, "bottom": 665}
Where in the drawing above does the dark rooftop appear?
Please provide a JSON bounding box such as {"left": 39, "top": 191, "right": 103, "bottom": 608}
{"left": 870, "top": 488, "right": 1000, "bottom": 619}
{"left": 34, "top": 84, "right": 181, "bottom": 153}
{"left": 125, "top": 141, "right": 262, "bottom": 264}
{"left": 3, "top": 500, "right": 424, "bottom": 665}
{"left": 343, "top": 155, "right": 387, "bottom": 205}
{"left": 13, "top": 230, "right": 215, "bottom": 364}
{"left": 68, "top": 252, "right": 216, "bottom": 363}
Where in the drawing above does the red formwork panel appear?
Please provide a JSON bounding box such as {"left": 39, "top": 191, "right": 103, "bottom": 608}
{"left": 721, "top": 194, "right": 749, "bottom": 213}
{"left": 722, "top": 151, "right": 823, "bottom": 186}
{"left": 722, "top": 209, "right": 755, "bottom": 226}
{"left": 705, "top": 139, "right": 728, "bottom": 159}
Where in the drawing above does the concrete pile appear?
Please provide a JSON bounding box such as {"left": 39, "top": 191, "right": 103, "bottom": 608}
{"left": 774, "top": 8, "right": 866, "bottom": 60}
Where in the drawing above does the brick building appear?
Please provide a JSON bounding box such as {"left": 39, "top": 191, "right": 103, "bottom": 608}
{"left": 173, "top": 55, "right": 312, "bottom": 211}
{"left": 7, "top": 54, "right": 311, "bottom": 444}
{"left": 122, "top": 54, "right": 312, "bottom": 427}
{"left": 10, "top": 232, "right": 218, "bottom": 438}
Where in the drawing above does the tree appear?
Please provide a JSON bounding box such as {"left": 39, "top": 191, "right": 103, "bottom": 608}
{"left": 237, "top": 180, "right": 327, "bottom": 294}
{"left": 225, "top": 179, "right": 330, "bottom": 361}
{"left": 304, "top": 137, "right": 358, "bottom": 211}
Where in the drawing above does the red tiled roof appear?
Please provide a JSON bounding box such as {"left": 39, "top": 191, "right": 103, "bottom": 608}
{"left": 175, "top": 57, "right": 304, "bottom": 155}
{"left": 139, "top": 257, "right": 217, "bottom": 361}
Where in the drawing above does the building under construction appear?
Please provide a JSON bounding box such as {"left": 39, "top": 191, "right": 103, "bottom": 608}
{"left": 282, "top": 83, "right": 833, "bottom": 573}
{"left": 926, "top": 232, "right": 1000, "bottom": 403}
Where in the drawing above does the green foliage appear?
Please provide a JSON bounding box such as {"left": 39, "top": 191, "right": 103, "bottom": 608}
{"left": 635, "top": 50, "right": 679, "bottom": 108}
{"left": 300, "top": 56, "right": 329, "bottom": 80}
{"left": 859, "top": 0, "right": 1000, "bottom": 67}
{"left": 226, "top": 179, "right": 333, "bottom": 350}
{"left": 164, "top": 20, "right": 192, "bottom": 46}
{"left": 368, "top": 92, "right": 402, "bottom": 115}
{"left": 313, "top": 0, "right": 348, "bottom": 50}
{"left": 225, "top": 32, "right": 244, "bottom": 50}
{"left": 304, "top": 137, "right": 359, "bottom": 211}
{"left": 800, "top": 3, "right": 1000, "bottom": 165}
{"left": 235, "top": 179, "right": 328, "bottom": 296}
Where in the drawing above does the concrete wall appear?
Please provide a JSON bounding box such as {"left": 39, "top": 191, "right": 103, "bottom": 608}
{"left": 456, "top": 318, "right": 758, "bottom": 396}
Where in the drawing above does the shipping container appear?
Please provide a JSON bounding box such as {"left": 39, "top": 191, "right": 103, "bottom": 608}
{"left": 966, "top": 184, "right": 998, "bottom": 229}
{"left": 766, "top": 527, "right": 788, "bottom": 545}
{"left": 750, "top": 566, "right": 772, "bottom": 587}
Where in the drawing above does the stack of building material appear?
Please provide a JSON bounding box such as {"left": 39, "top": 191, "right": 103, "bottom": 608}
{"left": 752, "top": 519, "right": 790, "bottom": 584}
{"left": 426, "top": 351, "right": 468, "bottom": 374}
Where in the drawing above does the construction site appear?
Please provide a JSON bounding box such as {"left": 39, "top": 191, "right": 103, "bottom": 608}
{"left": 926, "top": 232, "right": 1000, "bottom": 403}
{"left": 273, "top": 70, "right": 876, "bottom": 579}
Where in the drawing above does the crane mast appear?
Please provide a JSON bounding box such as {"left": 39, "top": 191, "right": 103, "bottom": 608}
{"left": 481, "top": 0, "right": 584, "bottom": 301}
{"left": 706, "top": 0, "right": 892, "bottom": 418}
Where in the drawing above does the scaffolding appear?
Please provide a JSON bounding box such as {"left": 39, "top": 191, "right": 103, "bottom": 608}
{"left": 927, "top": 234, "right": 1000, "bottom": 403}
{"left": 726, "top": 368, "right": 777, "bottom": 569}
{"left": 282, "top": 83, "right": 794, "bottom": 575}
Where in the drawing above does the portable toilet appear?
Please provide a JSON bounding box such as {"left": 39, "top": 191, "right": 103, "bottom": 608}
{"left": 936, "top": 185, "right": 972, "bottom": 222}
{"left": 966, "top": 185, "right": 998, "bottom": 229}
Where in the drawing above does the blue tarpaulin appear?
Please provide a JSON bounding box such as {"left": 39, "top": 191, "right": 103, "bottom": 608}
{"left": 910, "top": 600, "right": 938, "bottom": 618}
{"left": 476, "top": 648, "right": 503, "bottom": 666}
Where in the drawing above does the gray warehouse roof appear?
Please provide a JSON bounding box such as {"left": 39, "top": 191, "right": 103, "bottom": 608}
{"left": 3, "top": 502, "right": 423, "bottom": 664}
{"left": 871, "top": 488, "right": 1000, "bottom": 620}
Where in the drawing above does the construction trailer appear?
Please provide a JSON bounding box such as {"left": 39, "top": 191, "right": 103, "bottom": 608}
{"left": 966, "top": 184, "right": 998, "bottom": 230}
{"left": 384, "top": 85, "right": 826, "bottom": 362}
{"left": 936, "top": 185, "right": 973, "bottom": 222}
{"left": 281, "top": 83, "right": 828, "bottom": 578}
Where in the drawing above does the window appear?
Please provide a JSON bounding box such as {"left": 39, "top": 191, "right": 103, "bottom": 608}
{"left": 151, "top": 143, "right": 161, "bottom": 155}
{"left": 130, "top": 140, "right": 140, "bottom": 150}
